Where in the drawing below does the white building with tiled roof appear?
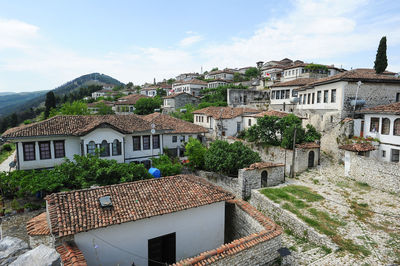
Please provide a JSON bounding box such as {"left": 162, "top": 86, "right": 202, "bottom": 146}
{"left": 169, "top": 79, "right": 207, "bottom": 96}
{"left": 205, "top": 69, "right": 235, "bottom": 81}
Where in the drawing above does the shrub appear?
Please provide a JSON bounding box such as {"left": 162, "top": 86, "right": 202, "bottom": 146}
{"left": 151, "top": 155, "right": 182, "bottom": 176}
{"left": 185, "top": 138, "right": 207, "bottom": 169}
{"left": 2, "top": 144, "right": 12, "bottom": 152}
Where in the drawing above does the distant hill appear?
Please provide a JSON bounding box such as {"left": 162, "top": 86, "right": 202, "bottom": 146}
{"left": 0, "top": 73, "right": 123, "bottom": 116}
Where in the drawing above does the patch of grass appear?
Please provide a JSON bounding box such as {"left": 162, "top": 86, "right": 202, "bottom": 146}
{"left": 308, "top": 208, "right": 346, "bottom": 228}
{"left": 289, "top": 245, "right": 297, "bottom": 251}
{"left": 336, "top": 181, "right": 350, "bottom": 189}
{"left": 312, "top": 179, "right": 319, "bottom": 185}
{"left": 356, "top": 181, "right": 370, "bottom": 190}
{"left": 261, "top": 188, "right": 309, "bottom": 208}
{"left": 332, "top": 236, "right": 371, "bottom": 257}
{"left": 321, "top": 245, "right": 332, "bottom": 254}
{"left": 281, "top": 185, "right": 324, "bottom": 202}
{"left": 0, "top": 143, "right": 15, "bottom": 164}
{"left": 349, "top": 201, "right": 373, "bottom": 222}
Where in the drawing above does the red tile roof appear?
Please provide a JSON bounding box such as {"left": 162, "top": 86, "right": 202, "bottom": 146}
{"left": 26, "top": 212, "right": 50, "bottom": 236}
{"left": 87, "top": 100, "right": 113, "bottom": 107}
{"left": 46, "top": 175, "right": 234, "bottom": 237}
{"left": 175, "top": 199, "right": 282, "bottom": 266}
{"left": 114, "top": 94, "right": 148, "bottom": 105}
{"left": 296, "top": 142, "right": 320, "bottom": 149}
{"left": 142, "top": 113, "right": 207, "bottom": 134}
{"left": 250, "top": 110, "right": 291, "bottom": 118}
{"left": 56, "top": 241, "right": 87, "bottom": 266}
{"left": 193, "top": 107, "right": 260, "bottom": 119}
{"left": 359, "top": 101, "right": 400, "bottom": 115}
{"left": 246, "top": 162, "right": 284, "bottom": 170}
{"left": 270, "top": 78, "right": 317, "bottom": 87}
{"left": 339, "top": 143, "right": 376, "bottom": 152}
{"left": 163, "top": 92, "right": 199, "bottom": 99}
{"left": 2, "top": 114, "right": 168, "bottom": 139}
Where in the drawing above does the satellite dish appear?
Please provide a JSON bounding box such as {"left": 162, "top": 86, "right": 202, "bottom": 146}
{"left": 151, "top": 129, "right": 156, "bottom": 134}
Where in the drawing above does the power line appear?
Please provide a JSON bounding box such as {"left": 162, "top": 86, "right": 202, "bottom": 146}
{"left": 87, "top": 231, "right": 168, "bottom": 265}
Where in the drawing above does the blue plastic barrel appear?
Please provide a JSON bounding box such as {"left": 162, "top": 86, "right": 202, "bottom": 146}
{"left": 148, "top": 167, "right": 161, "bottom": 178}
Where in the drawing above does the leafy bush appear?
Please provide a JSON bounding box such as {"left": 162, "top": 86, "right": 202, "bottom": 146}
{"left": 2, "top": 144, "right": 12, "bottom": 152}
{"left": 134, "top": 97, "right": 162, "bottom": 115}
{"left": 185, "top": 138, "right": 207, "bottom": 169}
{"left": 205, "top": 140, "right": 261, "bottom": 176}
{"left": 151, "top": 155, "right": 182, "bottom": 176}
{"left": 304, "top": 124, "right": 322, "bottom": 142}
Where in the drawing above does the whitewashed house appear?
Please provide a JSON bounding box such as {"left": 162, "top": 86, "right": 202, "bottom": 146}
{"left": 207, "top": 79, "right": 230, "bottom": 89}
{"left": 193, "top": 107, "right": 260, "bottom": 138}
{"left": 282, "top": 63, "right": 345, "bottom": 82}
{"left": 1, "top": 114, "right": 171, "bottom": 170}
{"left": 242, "top": 110, "right": 291, "bottom": 130}
{"left": 356, "top": 102, "right": 400, "bottom": 163}
{"left": 294, "top": 69, "right": 400, "bottom": 131}
{"left": 91, "top": 89, "right": 116, "bottom": 99}
{"left": 140, "top": 87, "right": 158, "bottom": 97}
{"left": 175, "top": 72, "right": 200, "bottom": 81}
{"left": 113, "top": 94, "right": 148, "bottom": 114}
{"left": 169, "top": 79, "right": 207, "bottom": 96}
{"left": 205, "top": 69, "right": 235, "bottom": 81}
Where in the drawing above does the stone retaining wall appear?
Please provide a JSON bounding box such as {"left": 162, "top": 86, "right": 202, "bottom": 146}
{"left": 250, "top": 190, "right": 338, "bottom": 251}
{"left": 346, "top": 152, "right": 400, "bottom": 194}
{"left": 196, "top": 170, "right": 241, "bottom": 198}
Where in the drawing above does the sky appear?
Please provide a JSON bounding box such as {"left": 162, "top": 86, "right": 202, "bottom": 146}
{"left": 0, "top": 0, "right": 400, "bottom": 93}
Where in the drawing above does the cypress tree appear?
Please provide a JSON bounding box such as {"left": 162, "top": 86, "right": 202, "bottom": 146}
{"left": 44, "top": 91, "right": 56, "bottom": 118}
{"left": 374, "top": 36, "right": 388, "bottom": 74}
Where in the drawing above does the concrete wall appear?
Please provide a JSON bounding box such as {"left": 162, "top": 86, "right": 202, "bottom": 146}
{"left": 344, "top": 151, "right": 400, "bottom": 194}
{"left": 251, "top": 190, "right": 338, "bottom": 251}
{"left": 74, "top": 201, "right": 225, "bottom": 266}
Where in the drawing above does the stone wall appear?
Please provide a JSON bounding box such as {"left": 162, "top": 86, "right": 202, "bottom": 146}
{"left": 29, "top": 235, "right": 53, "bottom": 248}
{"left": 196, "top": 170, "right": 241, "bottom": 198}
{"left": 320, "top": 119, "right": 353, "bottom": 159}
{"left": 250, "top": 190, "right": 338, "bottom": 251}
{"left": 345, "top": 151, "right": 400, "bottom": 194}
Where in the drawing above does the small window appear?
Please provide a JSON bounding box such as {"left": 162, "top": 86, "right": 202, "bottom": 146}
{"left": 382, "top": 150, "right": 386, "bottom": 157}
{"left": 381, "top": 118, "right": 390, "bottom": 135}
{"left": 271, "top": 91, "right": 276, "bottom": 99}
{"left": 370, "top": 117, "right": 380, "bottom": 132}
{"left": 312, "top": 93, "right": 315, "bottom": 104}
{"left": 303, "top": 94, "right": 306, "bottom": 104}
{"left": 324, "top": 90, "right": 329, "bottom": 103}
{"left": 331, "top": 89, "right": 336, "bottom": 103}
{"left": 248, "top": 119, "right": 252, "bottom": 126}
{"left": 143, "top": 135, "right": 151, "bottom": 150}
{"left": 23, "top": 142, "right": 36, "bottom": 161}
{"left": 392, "top": 149, "right": 400, "bottom": 162}
{"left": 317, "top": 91, "right": 321, "bottom": 103}
{"left": 299, "top": 95, "right": 303, "bottom": 104}
{"left": 307, "top": 93, "right": 311, "bottom": 104}
{"left": 87, "top": 141, "right": 96, "bottom": 155}
{"left": 112, "top": 139, "right": 122, "bottom": 156}
{"left": 100, "top": 140, "right": 110, "bottom": 157}
{"left": 133, "top": 136, "right": 141, "bottom": 151}
{"left": 39, "top": 141, "right": 51, "bottom": 160}
{"left": 152, "top": 135, "right": 160, "bottom": 149}
{"left": 394, "top": 119, "right": 400, "bottom": 136}
{"left": 172, "top": 136, "right": 177, "bottom": 143}
{"left": 396, "top": 93, "right": 400, "bottom": 102}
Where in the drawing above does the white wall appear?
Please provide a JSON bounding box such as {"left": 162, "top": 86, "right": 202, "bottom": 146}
{"left": 74, "top": 201, "right": 225, "bottom": 266}
{"left": 162, "top": 134, "right": 198, "bottom": 150}
{"left": 242, "top": 116, "right": 256, "bottom": 130}
{"left": 124, "top": 133, "right": 163, "bottom": 162}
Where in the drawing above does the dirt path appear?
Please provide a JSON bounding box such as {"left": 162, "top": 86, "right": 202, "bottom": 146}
{"left": 0, "top": 151, "right": 16, "bottom": 172}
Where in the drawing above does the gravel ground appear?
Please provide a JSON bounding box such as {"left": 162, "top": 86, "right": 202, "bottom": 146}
{"left": 280, "top": 154, "right": 400, "bottom": 265}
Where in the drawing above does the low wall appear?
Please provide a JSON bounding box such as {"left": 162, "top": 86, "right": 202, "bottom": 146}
{"left": 346, "top": 152, "right": 400, "bottom": 194}
{"left": 250, "top": 190, "right": 338, "bottom": 251}
{"left": 196, "top": 170, "right": 241, "bottom": 198}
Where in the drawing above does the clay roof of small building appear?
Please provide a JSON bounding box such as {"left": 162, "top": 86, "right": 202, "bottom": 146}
{"left": 192, "top": 107, "right": 260, "bottom": 119}
{"left": 26, "top": 212, "right": 50, "bottom": 236}
{"left": 296, "top": 69, "right": 399, "bottom": 90}
{"left": 246, "top": 162, "right": 285, "bottom": 170}
{"left": 173, "top": 79, "right": 207, "bottom": 86}
{"left": 339, "top": 143, "right": 376, "bottom": 152}
{"left": 56, "top": 241, "right": 87, "bottom": 266}
{"left": 270, "top": 78, "right": 317, "bottom": 88}
{"left": 249, "top": 110, "right": 291, "bottom": 118}
{"left": 296, "top": 142, "right": 320, "bottom": 149}
{"left": 163, "top": 92, "right": 198, "bottom": 99}
{"left": 142, "top": 113, "right": 208, "bottom": 134}
{"left": 46, "top": 175, "right": 234, "bottom": 237}
{"left": 2, "top": 114, "right": 166, "bottom": 139}
{"left": 358, "top": 101, "right": 400, "bottom": 115}
{"left": 114, "top": 94, "right": 148, "bottom": 105}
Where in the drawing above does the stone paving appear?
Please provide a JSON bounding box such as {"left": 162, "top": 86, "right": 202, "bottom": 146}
{"left": 0, "top": 151, "right": 16, "bottom": 172}
{"left": 280, "top": 154, "right": 400, "bottom": 265}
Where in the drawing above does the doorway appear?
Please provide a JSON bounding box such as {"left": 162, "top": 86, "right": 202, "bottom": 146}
{"left": 261, "top": 171, "right": 268, "bottom": 187}
{"left": 308, "top": 151, "right": 315, "bottom": 168}
{"left": 148, "top": 232, "right": 176, "bottom": 266}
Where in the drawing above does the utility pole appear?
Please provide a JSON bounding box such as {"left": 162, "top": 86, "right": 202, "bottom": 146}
{"left": 290, "top": 126, "right": 297, "bottom": 179}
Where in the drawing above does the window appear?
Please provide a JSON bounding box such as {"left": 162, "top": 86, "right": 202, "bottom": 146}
{"left": 394, "top": 119, "right": 400, "bottom": 136}
{"left": 172, "top": 136, "right": 177, "bottom": 143}
{"left": 370, "top": 117, "right": 380, "bottom": 132}
{"left": 396, "top": 93, "right": 400, "bottom": 102}
{"left": 299, "top": 95, "right": 303, "bottom": 104}
{"left": 23, "top": 142, "right": 35, "bottom": 161}
{"left": 133, "top": 136, "right": 141, "bottom": 151}
{"left": 112, "top": 139, "right": 121, "bottom": 156}
{"left": 317, "top": 91, "right": 321, "bottom": 103}
{"left": 271, "top": 91, "right": 276, "bottom": 99}
{"left": 331, "top": 89, "right": 336, "bottom": 103}
{"left": 285, "top": 90, "right": 290, "bottom": 99}
{"left": 311, "top": 93, "right": 314, "bottom": 104}
{"left": 143, "top": 135, "right": 150, "bottom": 150}
{"left": 303, "top": 94, "right": 306, "bottom": 104}
{"left": 153, "top": 135, "right": 160, "bottom": 149}
{"left": 392, "top": 149, "right": 400, "bottom": 162}
{"left": 323, "top": 90, "right": 329, "bottom": 103}
{"left": 39, "top": 141, "right": 51, "bottom": 160}
{"left": 382, "top": 150, "right": 386, "bottom": 158}
{"left": 207, "top": 117, "right": 209, "bottom": 123}
{"left": 292, "top": 90, "right": 298, "bottom": 97}
{"left": 100, "top": 140, "right": 110, "bottom": 157}
{"left": 248, "top": 119, "right": 252, "bottom": 126}
{"left": 87, "top": 141, "right": 96, "bottom": 155}
{"left": 276, "top": 91, "right": 280, "bottom": 99}
{"left": 307, "top": 93, "right": 311, "bottom": 104}
{"left": 381, "top": 118, "right": 390, "bottom": 135}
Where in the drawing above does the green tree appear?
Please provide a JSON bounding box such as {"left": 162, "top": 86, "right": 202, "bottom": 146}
{"left": 151, "top": 155, "right": 182, "bottom": 176}
{"left": 185, "top": 138, "right": 207, "bottom": 169}
{"left": 304, "top": 124, "right": 321, "bottom": 142}
{"left": 374, "top": 36, "right": 388, "bottom": 74}
{"left": 134, "top": 97, "right": 162, "bottom": 115}
{"left": 166, "top": 78, "right": 176, "bottom": 85}
{"left": 10, "top": 113, "right": 18, "bottom": 127}
{"left": 96, "top": 102, "right": 115, "bottom": 115}
{"left": 55, "top": 101, "right": 90, "bottom": 116}
{"left": 170, "top": 104, "right": 195, "bottom": 122}
{"left": 233, "top": 72, "right": 244, "bottom": 82}
{"left": 125, "top": 82, "right": 134, "bottom": 90}
{"left": 244, "top": 67, "right": 260, "bottom": 79}
{"left": 44, "top": 91, "right": 56, "bottom": 118}
{"left": 210, "top": 67, "right": 218, "bottom": 72}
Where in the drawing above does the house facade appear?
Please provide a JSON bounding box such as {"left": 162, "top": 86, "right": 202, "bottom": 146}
{"left": 227, "top": 89, "right": 269, "bottom": 109}
{"left": 205, "top": 69, "right": 235, "bottom": 81}
{"left": 294, "top": 69, "right": 400, "bottom": 131}
{"left": 169, "top": 79, "right": 206, "bottom": 96}
{"left": 175, "top": 72, "right": 200, "bottom": 81}
{"left": 281, "top": 63, "right": 344, "bottom": 82}
{"left": 113, "top": 94, "right": 148, "bottom": 114}
{"left": 207, "top": 79, "right": 229, "bottom": 89}
{"left": 242, "top": 110, "right": 291, "bottom": 130}
{"left": 140, "top": 87, "right": 158, "bottom": 97}
{"left": 193, "top": 107, "right": 260, "bottom": 138}
{"left": 162, "top": 92, "right": 200, "bottom": 114}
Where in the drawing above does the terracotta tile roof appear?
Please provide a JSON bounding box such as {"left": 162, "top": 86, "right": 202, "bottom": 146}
{"left": 193, "top": 107, "right": 260, "bottom": 119}
{"left": 46, "top": 175, "right": 234, "bottom": 237}
{"left": 114, "top": 94, "right": 148, "bottom": 105}
{"left": 56, "top": 241, "right": 87, "bottom": 266}
{"left": 250, "top": 110, "right": 291, "bottom": 118}
{"left": 26, "top": 212, "right": 50, "bottom": 236}
{"left": 175, "top": 199, "right": 282, "bottom": 266}
{"left": 173, "top": 79, "right": 207, "bottom": 86}
{"left": 296, "top": 69, "right": 400, "bottom": 90}
{"left": 2, "top": 114, "right": 166, "bottom": 139}
{"left": 359, "top": 101, "right": 400, "bottom": 115}
{"left": 163, "top": 92, "right": 198, "bottom": 99}
{"left": 142, "top": 113, "right": 207, "bottom": 134}
{"left": 246, "top": 162, "right": 284, "bottom": 170}
{"left": 87, "top": 100, "right": 113, "bottom": 107}
{"left": 270, "top": 78, "right": 317, "bottom": 87}
{"left": 339, "top": 143, "right": 376, "bottom": 152}
{"left": 296, "top": 142, "right": 320, "bottom": 149}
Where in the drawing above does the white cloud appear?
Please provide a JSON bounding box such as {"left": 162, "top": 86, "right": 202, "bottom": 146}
{"left": 179, "top": 35, "right": 203, "bottom": 46}
{"left": 0, "top": 18, "right": 39, "bottom": 50}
